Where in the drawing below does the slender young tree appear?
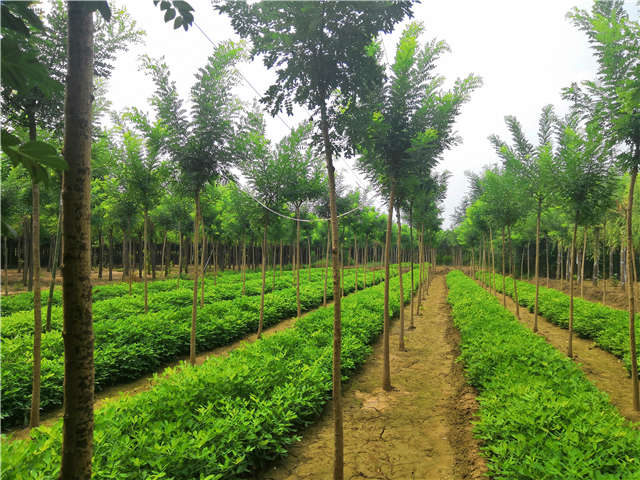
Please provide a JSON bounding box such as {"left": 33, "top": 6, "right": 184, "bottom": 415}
{"left": 567, "top": 0, "right": 640, "bottom": 410}
{"left": 218, "top": 3, "right": 414, "bottom": 477}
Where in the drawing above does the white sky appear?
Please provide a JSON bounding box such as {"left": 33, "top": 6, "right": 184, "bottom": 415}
{"left": 106, "top": 0, "right": 635, "bottom": 228}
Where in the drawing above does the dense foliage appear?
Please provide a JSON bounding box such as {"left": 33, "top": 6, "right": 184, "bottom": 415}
{"left": 2, "top": 269, "right": 416, "bottom": 479}
{"left": 447, "top": 271, "right": 640, "bottom": 479}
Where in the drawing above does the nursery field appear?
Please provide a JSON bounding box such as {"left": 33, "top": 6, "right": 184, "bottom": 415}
{"left": 2, "top": 266, "right": 391, "bottom": 430}
{"left": 448, "top": 271, "right": 640, "bottom": 479}
{"left": 2, "top": 269, "right": 416, "bottom": 478}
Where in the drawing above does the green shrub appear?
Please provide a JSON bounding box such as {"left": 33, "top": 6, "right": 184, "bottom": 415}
{"left": 450, "top": 271, "right": 640, "bottom": 479}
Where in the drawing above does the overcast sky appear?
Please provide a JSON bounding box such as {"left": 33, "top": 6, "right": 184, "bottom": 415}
{"left": 106, "top": 0, "right": 633, "bottom": 228}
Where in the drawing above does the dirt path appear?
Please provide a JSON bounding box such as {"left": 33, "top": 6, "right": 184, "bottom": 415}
{"left": 478, "top": 276, "right": 640, "bottom": 425}
{"left": 257, "top": 272, "right": 486, "bottom": 480}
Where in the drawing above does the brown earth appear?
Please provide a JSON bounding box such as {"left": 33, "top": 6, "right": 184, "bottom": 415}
{"left": 477, "top": 275, "right": 640, "bottom": 425}
{"left": 256, "top": 271, "right": 486, "bottom": 480}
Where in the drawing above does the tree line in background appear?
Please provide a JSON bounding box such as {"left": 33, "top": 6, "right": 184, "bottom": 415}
{"left": 451, "top": 0, "right": 640, "bottom": 412}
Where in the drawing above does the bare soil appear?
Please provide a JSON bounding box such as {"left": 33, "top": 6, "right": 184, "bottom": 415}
{"left": 257, "top": 271, "right": 486, "bottom": 480}
{"left": 479, "top": 276, "right": 640, "bottom": 425}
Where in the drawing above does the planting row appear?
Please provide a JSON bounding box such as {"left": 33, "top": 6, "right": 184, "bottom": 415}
{"left": 0, "top": 267, "right": 326, "bottom": 316}
{"left": 447, "top": 271, "right": 640, "bottom": 479}
{"left": 2, "top": 269, "right": 417, "bottom": 478}
{"left": 1, "top": 270, "right": 327, "bottom": 339}
{"left": 1, "top": 268, "right": 394, "bottom": 429}
{"left": 476, "top": 271, "right": 640, "bottom": 374}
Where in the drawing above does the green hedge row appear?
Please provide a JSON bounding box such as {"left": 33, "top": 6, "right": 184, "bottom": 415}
{"left": 1, "top": 271, "right": 326, "bottom": 339}
{"left": 0, "top": 267, "right": 328, "bottom": 316}
{"left": 476, "top": 271, "right": 640, "bottom": 374}
{"left": 2, "top": 269, "right": 417, "bottom": 479}
{"left": 1, "top": 268, "right": 392, "bottom": 430}
{"left": 448, "top": 271, "right": 640, "bottom": 479}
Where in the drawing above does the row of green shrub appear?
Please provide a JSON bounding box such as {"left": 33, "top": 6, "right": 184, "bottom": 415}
{"left": 2, "top": 269, "right": 416, "bottom": 478}
{"left": 476, "top": 270, "right": 640, "bottom": 374}
{"left": 1, "top": 268, "right": 393, "bottom": 429}
{"left": 2, "top": 270, "right": 327, "bottom": 339}
{"left": 447, "top": 271, "right": 640, "bottom": 479}
{"left": 0, "top": 267, "right": 328, "bottom": 316}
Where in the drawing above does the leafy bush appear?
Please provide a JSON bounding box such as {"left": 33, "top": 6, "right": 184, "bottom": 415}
{"left": 1, "top": 271, "right": 324, "bottom": 339}
{"left": 477, "top": 271, "right": 640, "bottom": 373}
{"left": 1, "top": 268, "right": 394, "bottom": 429}
{"left": 1, "top": 269, "right": 418, "bottom": 479}
{"left": 449, "top": 271, "right": 640, "bottom": 479}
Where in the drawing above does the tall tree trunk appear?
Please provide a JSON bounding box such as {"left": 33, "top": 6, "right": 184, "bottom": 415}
{"left": 354, "top": 236, "right": 358, "bottom": 292}
{"left": 108, "top": 227, "right": 113, "bottom": 281}
{"left": 190, "top": 191, "right": 200, "bottom": 366}
{"left": 593, "top": 227, "right": 600, "bottom": 287}
{"left": 29, "top": 175, "right": 42, "bottom": 428}
{"left": 626, "top": 165, "right": 639, "bottom": 411}
{"left": 200, "top": 227, "right": 206, "bottom": 308}
{"left": 603, "top": 220, "right": 607, "bottom": 305}
{"left": 308, "top": 235, "right": 312, "bottom": 281}
{"left": 534, "top": 200, "right": 541, "bottom": 332}
{"left": 396, "top": 205, "right": 405, "bottom": 351}
{"left": 580, "top": 227, "right": 587, "bottom": 299}
{"left": 324, "top": 221, "right": 330, "bottom": 307}
{"left": 508, "top": 226, "right": 520, "bottom": 319}
{"left": 272, "top": 243, "right": 276, "bottom": 291}
{"left": 546, "top": 235, "right": 550, "bottom": 288}
{"left": 46, "top": 187, "right": 63, "bottom": 332}
{"left": 242, "top": 235, "right": 246, "bottom": 295}
{"left": 143, "top": 210, "right": 149, "bottom": 314}
{"left": 408, "top": 205, "right": 415, "bottom": 330}
{"left": 60, "top": 4, "right": 95, "bottom": 476}
{"left": 320, "top": 102, "right": 343, "bottom": 480}
{"left": 363, "top": 237, "right": 368, "bottom": 289}
{"left": 257, "top": 222, "right": 268, "bottom": 338}
{"left": 279, "top": 239, "right": 283, "bottom": 277}
{"left": 177, "top": 227, "right": 182, "bottom": 289}
{"left": 295, "top": 206, "right": 302, "bottom": 320}
{"left": 569, "top": 220, "right": 578, "bottom": 358}
{"left": 382, "top": 182, "right": 395, "bottom": 391}
{"left": 161, "top": 230, "right": 167, "bottom": 279}
{"left": 489, "top": 226, "right": 496, "bottom": 295}
{"left": 98, "top": 227, "right": 103, "bottom": 279}
{"left": 501, "top": 226, "right": 506, "bottom": 306}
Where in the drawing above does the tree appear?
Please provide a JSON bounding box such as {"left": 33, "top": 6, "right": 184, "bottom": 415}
{"left": 117, "top": 110, "right": 166, "bottom": 312}
{"left": 351, "top": 22, "right": 480, "bottom": 380}
{"left": 280, "top": 121, "right": 325, "bottom": 320}
{"left": 144, "top": 41, "right": 244, "bottom": 365}
{"left": 554, "top": 115, "right": 617, "bottom": 360}
{"left": 567, "top": 0, "right": 640, "bottom": 411}
{"left": 489, "top": 105, "right": 556, "bottom": 332}
{"left": 238, "top": 108, "right": 291, "bottom": 337}
{"left": 218, "top": 2, "right": 414, "bottom": 477}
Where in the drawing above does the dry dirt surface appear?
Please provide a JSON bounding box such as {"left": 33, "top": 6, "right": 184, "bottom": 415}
{"left": 257, "top": 272, "right": 486, "bottom": 480}
{"left": 480, "top": 276, "right": 640, "bottom": 425}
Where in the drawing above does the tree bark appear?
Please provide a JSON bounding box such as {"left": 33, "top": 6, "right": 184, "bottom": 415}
{"left": 200, "top": 227, "right": 206, "bottom": 308}
{"left": 382, "top": 182, "right": 395, "bottom": 390}
{"left": 60, "top": 4, "right": 95, "bottom": 476}
{"left": 626, "top": 165, "right": 639, "bottom": 410}
{"left": 98, "top": 227, "right": 103, "bottom": 279}
{"left": 143, "top": 211, "right": 149, "bottom": 314}
{"left": 534, "top": 200, "right": 541, "bottom": 332}
{"left": 580, "top": 227, "right": 587, "bottom": 299}
{"left": 108, "top": 227, "right": 113, "bottom": 281}
{"left": 508, "top": 226, "right": 520, "bottom": 319}
{"left": 295, "top": 205, "right": 302, "bottom": 319}
{"left": 257, "top": 222, "right": 268, "bottom": 338}
{"left": 177, "top": 228, "right": 182, "bottom": 289}
{"left": 396, "top": 205, "right": 405, "bottom": 351}
{"left": 408, "top": 205, "right": 415, "bottom": 330}
{"left": 501, "top": 226, "right": 506, "bottom": 307}
{"left": 320, "top": 102, "right": 343, "bottom": 480}
{"left": 603, "top": 220, "right": 607, "bottom": 304}
{"left": 46, "top": 186, "right": 63, "bottom": 332}
{"left": 3, "top": 237, "right": 8, "bottom": 296}
{"left": 242, "top": 236, "right": 246, "bottom": 295}
{"left": 569, "top": 220, "right": 578, "bottom": 358}
{"left": 324, "top": 221, "right": 330, "bottom": 307}
{"left": 190, "top": 191, "right": 200, "bottom": 366}
{"left": 161, "top": 230, "right": 167, "bottom": 279}
{"left": 29, "top": 177, "right": 42, "bottom": 428}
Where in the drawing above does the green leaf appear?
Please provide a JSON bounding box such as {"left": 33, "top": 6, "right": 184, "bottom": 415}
{"left": 164, "top": 8, "right": 176, "bottom": 22}
{"left": 1, "top": 129, "right": 21, "bottom": 147}
{"left": 173, "top": 16, "right": 183, "bottom": 30}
